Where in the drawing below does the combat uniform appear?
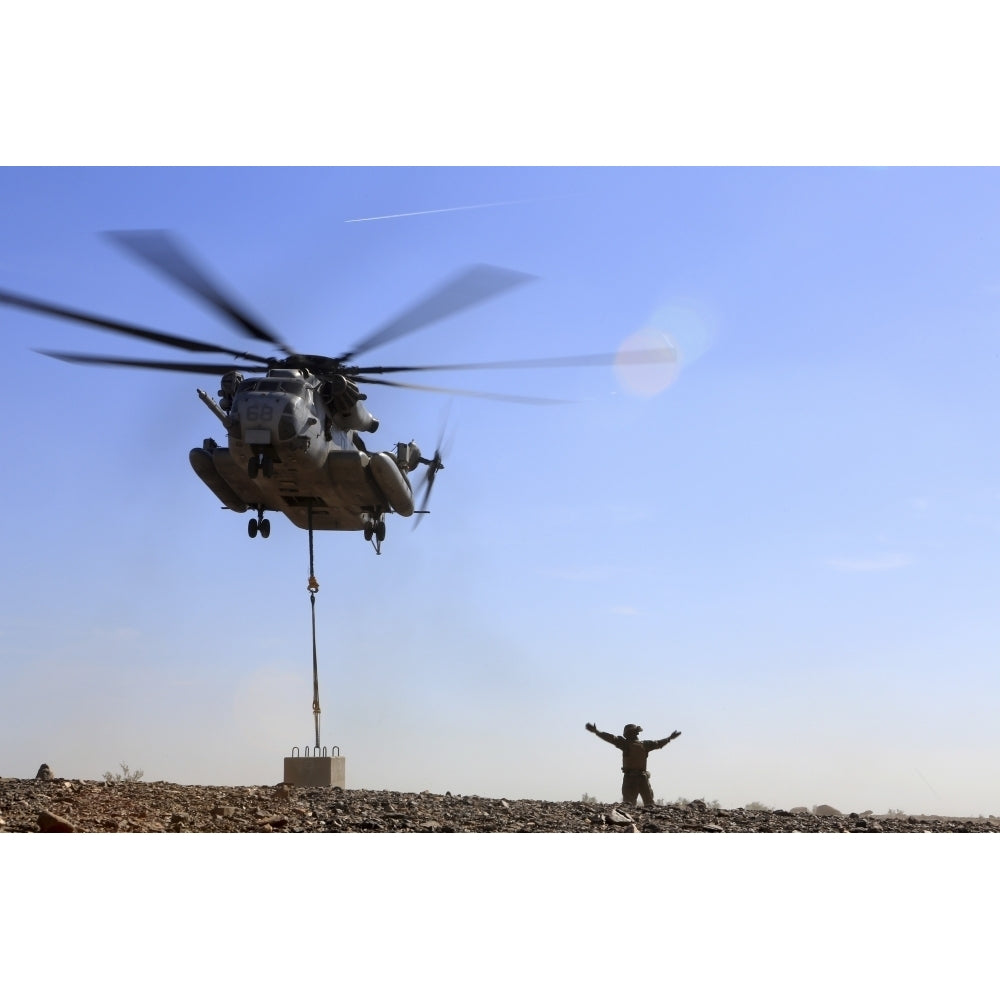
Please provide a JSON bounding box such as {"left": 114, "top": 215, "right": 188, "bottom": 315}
{"left": 587, "top": 723, "right": 678, "bottom": 806}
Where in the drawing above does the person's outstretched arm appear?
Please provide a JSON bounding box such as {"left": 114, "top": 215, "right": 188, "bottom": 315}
{"left": 649, "top": 730, "right": 682, "bottom": 750}
{"left": 585, "top": 722, "right": 620, "bottom": 745}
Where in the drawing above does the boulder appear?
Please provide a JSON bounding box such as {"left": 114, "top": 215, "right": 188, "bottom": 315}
{"left": 37, "top": 810, "right": 75, "bottom": 832}
{"left": 813, "top": 804, "right": 843, "bottom": 817}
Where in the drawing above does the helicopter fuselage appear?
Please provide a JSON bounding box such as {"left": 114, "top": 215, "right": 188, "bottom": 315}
{"left": 189, "top": 368, "right": 418, "bottom": 539}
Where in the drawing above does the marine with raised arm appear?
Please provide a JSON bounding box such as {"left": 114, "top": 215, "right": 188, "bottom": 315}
{"left": 585, "top": 722, "right": 682, "bottom": 807}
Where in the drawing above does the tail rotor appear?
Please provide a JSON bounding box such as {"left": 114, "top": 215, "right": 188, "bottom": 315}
{"left": 413, "top": 422, "right": 451, "bottom": 528}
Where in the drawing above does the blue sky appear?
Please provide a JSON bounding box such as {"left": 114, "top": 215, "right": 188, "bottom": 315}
{"left": 2, "top": 166, "right": 1000, "bottom": 816}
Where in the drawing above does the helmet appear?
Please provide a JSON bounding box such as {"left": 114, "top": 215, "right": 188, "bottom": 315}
{"left": 623, "top": 724, "right": 643, "bottom": 737}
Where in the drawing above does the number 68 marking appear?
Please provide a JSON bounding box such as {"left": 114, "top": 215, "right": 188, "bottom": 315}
{"left": 246, "top": 403, "right": 273, "bottom": 422}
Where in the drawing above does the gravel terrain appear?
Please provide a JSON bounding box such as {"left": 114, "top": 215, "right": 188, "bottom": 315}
{"left": 2, "top": 774, "right": 997, "bottom": 832}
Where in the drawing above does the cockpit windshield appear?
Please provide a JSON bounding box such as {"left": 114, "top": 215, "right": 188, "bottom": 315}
{"left": 239, "top": 379, "right": 308, "bottom": 398}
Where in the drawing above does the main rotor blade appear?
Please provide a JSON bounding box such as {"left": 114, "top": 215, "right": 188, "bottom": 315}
{"left": 341, "top": 265, "right": 535, "bottom": 363}
{"left": 106, "top": 230, "right": 295, "bottom": 354}
{"left": 0, "top": 288, "right": 275, "bottom": 363}
{"left": 354, "top": 373, "right": 564, "bottom": 405}
{"left": 351, "top": 347, "right": 677, "bottom": 376}
{"left": 37, "top": 350, "right": 269, "bottom": 375}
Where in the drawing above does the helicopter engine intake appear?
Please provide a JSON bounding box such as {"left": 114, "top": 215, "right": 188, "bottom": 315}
{"left": 321, "top": 375, "right": 379, "bottom": 433}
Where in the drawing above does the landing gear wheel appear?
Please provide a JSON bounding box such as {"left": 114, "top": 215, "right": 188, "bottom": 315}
{"left": 261, "top": 455, "right": 274, "bottom": 478}
{"left": 259, "top": 518, "right": 271, "bottom": 539}
{"left": 364, "top": 524, "right": 374, "bottom": 542}
{"left": 375, "top": 521, "right": 386, "bottom": 543}
{"left": 248, "top": 518, "right": 258, "bottom": 538}
{"left": 248, "top": 456, "right": 259, "bottom": 479}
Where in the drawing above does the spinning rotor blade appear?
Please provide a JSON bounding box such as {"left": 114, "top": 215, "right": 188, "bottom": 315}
{"left": 0, "top": 288, "right": 275, "bottom": 364}
{"left": 106, "top": 230, "right": 295, "bottom": 354}
{"left": 354, "top": 345, "right": 676, "bottom": 405}
{"left": 414, "top": 421, "right": 452, "bottom": 528}
{"left": 37, "top": 350, "right": 269, "bottom": 375}
{"left": 340, "top": 265, "right": 535, "bottom": 363}
{"left": 354, "top": 373, "right": 565, "bottom": 405}
{"left": 351, "top": 347, "right": 677, "bottom": 376}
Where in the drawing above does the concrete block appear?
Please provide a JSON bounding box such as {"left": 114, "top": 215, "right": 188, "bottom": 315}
{"left": 283, "top": 755, "right": 346, "bottom": 788}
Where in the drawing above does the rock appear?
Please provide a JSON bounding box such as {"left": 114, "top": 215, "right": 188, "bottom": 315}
{"left": 37, "top": 810, "right": 75, "bottom": 832}
{"left": 813, "top": 804, "right": 843, "bottom": 817}
{"left": 256, "top": 815, "right": 288, "bottom": 828}
{"left": 0, "top": 780, "right": 989, "bottom": 833}
{"left": 35, "top": 764, "right": 54, "bottom": 781}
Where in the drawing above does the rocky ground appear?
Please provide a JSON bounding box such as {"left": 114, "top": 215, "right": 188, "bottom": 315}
{"left": 2, "top": 773, "right": 997, "bottom": 832}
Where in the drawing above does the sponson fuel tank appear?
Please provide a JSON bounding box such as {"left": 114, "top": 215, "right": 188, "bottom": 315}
{"left": 367, "top": 452, "right": 414, "bottom": 516}
{"left": 190, "top": 444, "right": 249, "bottom": 512}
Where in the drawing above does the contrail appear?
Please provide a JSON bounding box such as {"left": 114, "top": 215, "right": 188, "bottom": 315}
{"left": 916, "top": 768, "right": 940, "bottom": 797}
{"left": 345, "top": 197, "right": 552, "bottom": 223}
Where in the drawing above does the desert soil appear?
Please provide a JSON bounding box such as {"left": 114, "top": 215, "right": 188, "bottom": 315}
{"left": 2, "top": 776, "right": 997, "bottom": 832}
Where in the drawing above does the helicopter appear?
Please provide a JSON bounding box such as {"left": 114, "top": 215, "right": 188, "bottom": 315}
{"left": 1, "top": 231, "right": 670, "bottom": 553}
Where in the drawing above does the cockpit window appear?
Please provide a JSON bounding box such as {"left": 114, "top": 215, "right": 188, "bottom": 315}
{"left": 239, "top": 379, "right": 307, "bottom": 398}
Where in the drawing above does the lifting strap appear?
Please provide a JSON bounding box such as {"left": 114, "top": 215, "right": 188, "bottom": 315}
{"left": 307, "top": 505, "right": 321, "bottom": 749}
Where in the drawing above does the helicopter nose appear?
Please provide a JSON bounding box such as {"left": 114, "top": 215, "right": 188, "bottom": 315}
{"left": 233, "top": 396, "right": 277, "bottom": 445}
{"left": 277, "top": 401, "right": 303, "bottom": 441}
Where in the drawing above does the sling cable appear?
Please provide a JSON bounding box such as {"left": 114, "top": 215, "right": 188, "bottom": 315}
{"left": 306, "top": 504, "right": 322, "bottom": 750}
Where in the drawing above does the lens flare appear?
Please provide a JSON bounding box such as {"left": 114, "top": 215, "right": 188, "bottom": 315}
{"left": 652, "top": 301, "right": 715, "bottom": 367}
{"left": 615, "top": 300, "right": 717, "bottom": 397}
{"left": 615, "top": 328, "right": 679, "bottom": 397}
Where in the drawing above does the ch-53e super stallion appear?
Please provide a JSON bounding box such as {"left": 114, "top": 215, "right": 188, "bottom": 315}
{"left": 1, "top": 231, "right": 666, "bottom": 553}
